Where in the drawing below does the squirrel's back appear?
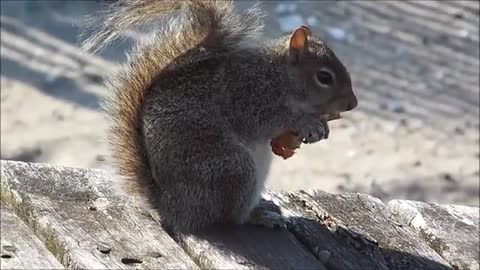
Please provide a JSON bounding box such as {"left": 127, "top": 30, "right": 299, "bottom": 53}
{"left": 82, "top": 0, "right": 264, "bottom": 195}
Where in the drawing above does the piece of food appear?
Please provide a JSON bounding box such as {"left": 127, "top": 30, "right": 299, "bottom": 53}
{"left": 271, "top": 112, "right": 342, "bottom": 159}
{"left": 270, "top": 130, "right": 302, "bottom": 160}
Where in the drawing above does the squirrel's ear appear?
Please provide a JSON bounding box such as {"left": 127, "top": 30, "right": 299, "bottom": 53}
{"left": 299, "top": 25, "right": 312, "bottom": 37}
{"left": 289, "top": 26, "right": 310, "bottom": 63}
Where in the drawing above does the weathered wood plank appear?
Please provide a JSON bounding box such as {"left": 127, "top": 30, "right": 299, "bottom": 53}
{"left": 388, "top": 200, "right": 479, "bottom": 270}
{"left": 267, "top": 190, "right": 455, "bottom": 270}
{"left": 264, "top": 192, "right": 389, "bottom": 270}
{"left": 0, "top": 160, "right": 198, "bottom": 269}
{"left": 176, "top": 224, "right": 325, "bottom": 270}
{"left": 1, "top": 160, "right": 324, "bottom": 270}
{"left": 3, "top": 159, "right": 477, "bottom": 270}
{"left": 0, "top": 203, "right": 64, "bottom": 269}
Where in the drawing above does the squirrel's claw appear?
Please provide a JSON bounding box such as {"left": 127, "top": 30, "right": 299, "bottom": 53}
{"left": 299, "top": 119, "right": 328, "bottom": 144}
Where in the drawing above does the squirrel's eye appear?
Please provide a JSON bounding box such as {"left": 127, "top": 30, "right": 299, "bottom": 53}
{"left": 315, "top": 69, "right": 335, "bottom": 87}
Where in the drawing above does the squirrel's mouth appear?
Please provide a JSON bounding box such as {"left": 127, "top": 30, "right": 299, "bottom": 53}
{"left": 320, "top": 112, "right": 341, "bottom": 122}
{"left": 318, "top": 94, "right": 357, "bottom": 120}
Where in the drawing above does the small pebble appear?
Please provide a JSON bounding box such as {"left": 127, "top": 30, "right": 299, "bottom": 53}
{"left": 121, "top": 258, "right": 143, "bottom": 265}
{"left": 97, "top": 243, "right": 111, "bottom": 254}
{"left": 1, "top": 253, "right": 13, "bottom": 259}
{"left": 413, "top": 160, "right": 422, "bottom": 167}
{"left": 317, "top": 250, "right": 331, "bottom": 264}
{"left": 148, "top": 252, "right": 163, "bottom": 258}
{"left": 442, "top": 173, "right": 456, "bottom": 183}
{"left": 2, "top": 245, "right": 16, "bottom": 252}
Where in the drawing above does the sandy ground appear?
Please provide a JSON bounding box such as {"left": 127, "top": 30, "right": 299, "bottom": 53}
{"left": 1, "top": 1, "right": 479, "bottom": 206}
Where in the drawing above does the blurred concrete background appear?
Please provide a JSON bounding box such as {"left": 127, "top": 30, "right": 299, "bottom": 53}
{"left": 1, "top": 0, "right": 479, "bottom": 206}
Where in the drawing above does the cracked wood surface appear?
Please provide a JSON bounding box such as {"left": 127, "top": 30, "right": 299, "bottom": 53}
{"left": 1, "top": 160, "right": 478, "bottom": 270}
{"left": 0, "top": 203, "right": 63, "bottom": 269}
{"left": 1, "top": 160, "right": 198, "bottom": 269}
{"left": 266, "top": 190, "right": 454, "bottom": 270}
{"left": 388, "top": 200, "right": 479, "bottom": 270}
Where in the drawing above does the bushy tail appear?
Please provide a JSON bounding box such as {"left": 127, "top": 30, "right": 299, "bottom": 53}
{"left": 82, "top": 0, "right": 264, "bottom": 53}
{"left": 81, "top": 0, "right": 264, "bottom": 195}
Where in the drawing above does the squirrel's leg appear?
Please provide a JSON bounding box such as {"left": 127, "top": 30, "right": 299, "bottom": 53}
{"left": 150, "top": 138, "right": 259, "bottom": 233}
{"left": 234, "top": 142, "right": 287, "bottom": 229}
{"left": 246, "top": 199, "right": 287, "bottom": 229}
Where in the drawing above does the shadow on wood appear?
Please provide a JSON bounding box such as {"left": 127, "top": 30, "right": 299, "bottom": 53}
{"left": 1, "top": 160, "right": 477, "bottom": 269}
{"left": 174, "top": 209, "right": 454, "bottom": 270}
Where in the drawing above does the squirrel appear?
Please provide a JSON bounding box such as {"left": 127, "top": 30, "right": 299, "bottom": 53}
{"left": 82, "top": 0, "right": 358, "bottom": 233}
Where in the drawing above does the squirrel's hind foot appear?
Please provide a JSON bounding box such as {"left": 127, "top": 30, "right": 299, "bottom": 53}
{"left": 246, "top": 200, "right": 287, "bottom": 229}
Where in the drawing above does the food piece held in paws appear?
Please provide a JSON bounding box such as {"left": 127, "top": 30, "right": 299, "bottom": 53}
{"left": 277, "top": 129, "right": 303, "bottom": 149}
{"left": 271, "top": 112, "right": 343, "bottom": 158}
{"left": 271, "top": 130, "right": 303, "bottom": 159}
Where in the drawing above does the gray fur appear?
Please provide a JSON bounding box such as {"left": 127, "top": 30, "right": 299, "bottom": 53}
{"left": 82, "top": 0, "right": 357, "bottom": 233}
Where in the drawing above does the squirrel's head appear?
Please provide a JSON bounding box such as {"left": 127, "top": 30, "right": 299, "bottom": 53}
{"left": 284, "top": 26, "right": 358, "bottom": 117}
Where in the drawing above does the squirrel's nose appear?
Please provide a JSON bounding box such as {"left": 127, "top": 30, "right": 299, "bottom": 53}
{"left": 345, "top": 95, "right": 358, "bottom": 111}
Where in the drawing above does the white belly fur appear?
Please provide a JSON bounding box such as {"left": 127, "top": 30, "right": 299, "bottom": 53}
{"left": 246, "top": 141, "right": 273, "bottom": 211}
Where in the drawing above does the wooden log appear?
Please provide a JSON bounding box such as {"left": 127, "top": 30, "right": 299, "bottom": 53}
{"left": 2, "top": 160, "right": 478, "bottom": 269}
{"left": 266, "top": 190, "right": 455, "bottom": 270}
{"left": 0, "top": 203, "right": 63, "bottom": 269}
{"left": 388, "top": 200, "right": 479, "bottom": 270}
{"left": 264, "top": 191, "right": 389, "bottom": 270}
{"left": 0, "top": 160, "right": 324, "bottom": 270}
{"left": 1, "top": 160, "right": 198, "bottom": 269}
{"left": 176, "top": 224, "right": 325, "bottom": 270}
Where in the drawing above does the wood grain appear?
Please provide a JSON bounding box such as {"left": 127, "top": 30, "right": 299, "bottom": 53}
{"left": 176, "top": 224, "right": 325, "bottom": 270}
{"left": 389, "top": 200, "right": 479, "bottom": 270}
{"left": 0, "top": 203, "right": 64, "bottom": 269}
{"left": 266, "top": 190, "right": 455, "bottom": 270}
{"left": 1, "top": 160, "right": 198, "bottom": 269}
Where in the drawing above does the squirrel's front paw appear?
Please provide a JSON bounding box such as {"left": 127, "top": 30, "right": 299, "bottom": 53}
{"left": 247, "top": 205, "right": 287, "bottom": 229}
{"left": 297, "top": 118, "right": 329, "bottom": 144}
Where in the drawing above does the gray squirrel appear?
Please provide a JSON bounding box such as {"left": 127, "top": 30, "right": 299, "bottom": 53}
{"left": 82, "top": 0, "right": 358, "bottom": 233}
